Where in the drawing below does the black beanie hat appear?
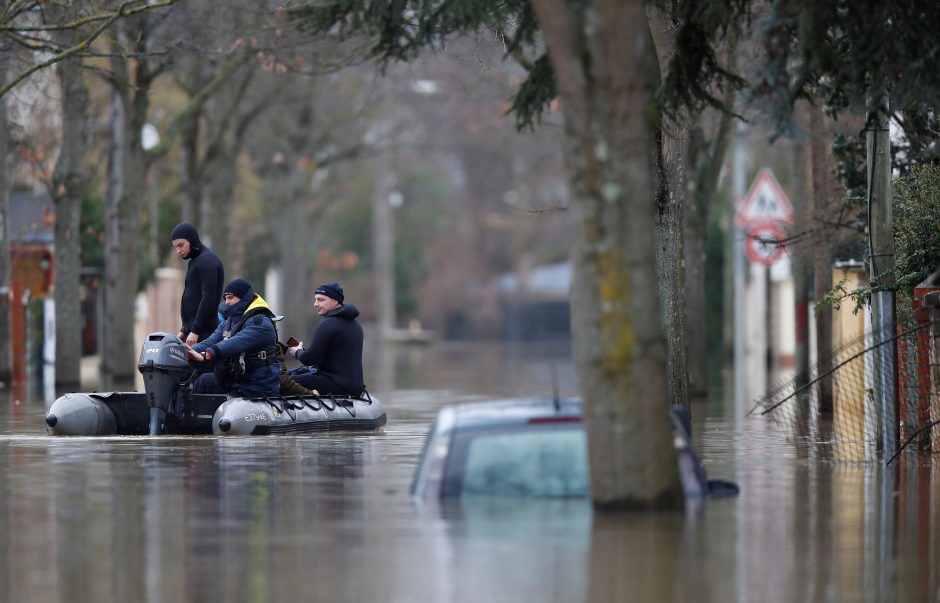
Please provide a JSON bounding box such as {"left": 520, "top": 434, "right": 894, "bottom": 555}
{"left": 224, "top": 278, "right": 252, "bottom": 300}
{"left": 315, "top": 282, "right": 344, "bottom": 304}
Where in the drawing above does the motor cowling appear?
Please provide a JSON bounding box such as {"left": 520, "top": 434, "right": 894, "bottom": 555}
{"left": 138, "top": 332, "right": 192, "bottom": 418}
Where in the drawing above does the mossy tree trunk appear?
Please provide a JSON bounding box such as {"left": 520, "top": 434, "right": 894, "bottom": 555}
{"left": 531, "top": 0, "right": 682, "bottom": 509}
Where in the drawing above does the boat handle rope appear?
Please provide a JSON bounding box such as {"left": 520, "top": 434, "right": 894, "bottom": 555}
{"left": 299, "top": 395, "right": 322, "bottom": 412}
{"left": 330, "top": 394, "right": 356, "bottom": 418}
{"left": 282, "top": 397, "right": 308, "bottom": 421}
{"left": 275, "top": 398, "right": 299, "bottom": 421}
{"left": 261, "top": 398, "right": 298, "bottom": 422}
{"left": 253, "top": 393, "right": 361, "bottom": 418}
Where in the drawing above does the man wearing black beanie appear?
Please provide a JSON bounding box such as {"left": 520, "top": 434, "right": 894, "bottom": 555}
{"left": 186, "top": 278, "right": 280, "bottom": 397}
{"left": 170, "top": 222, "right": 224, "bottom": 345}
{"left": 287, "top": 282, "right": 365, "bottom": 396}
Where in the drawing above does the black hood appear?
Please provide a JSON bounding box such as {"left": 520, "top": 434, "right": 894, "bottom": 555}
{"left": 327, "top": 304, "right": 360, "bottom": 320}
{"left": 170, "top": 222, "right": 203, "bottom": 259}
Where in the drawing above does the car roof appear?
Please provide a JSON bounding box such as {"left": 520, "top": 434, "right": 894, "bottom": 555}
{"left": 435, "top": 397, "right": 583, "bottom": 434}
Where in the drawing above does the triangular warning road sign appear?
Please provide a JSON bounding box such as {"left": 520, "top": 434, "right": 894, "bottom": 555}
{"left": 736, "top": 168, "right": 793, "bottom": 227}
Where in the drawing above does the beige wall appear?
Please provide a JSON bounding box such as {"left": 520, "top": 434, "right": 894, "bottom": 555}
{"left": 830, "top": 263, "right": 871, "bottom": 460}
{"left": 832, "top": 264, "right": 868, "bottom": 346}
{"left": 133, "top": 268, "right": 185, "bottom": 390}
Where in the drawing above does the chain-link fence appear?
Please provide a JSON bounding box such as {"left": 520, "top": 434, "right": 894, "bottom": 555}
{"left": 750, "top": 318, "right": 940, "bottom": 462}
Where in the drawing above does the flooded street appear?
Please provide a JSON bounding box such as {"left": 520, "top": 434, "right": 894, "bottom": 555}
{"left": 0, "top": 341, "right": 937, "bottom": 602}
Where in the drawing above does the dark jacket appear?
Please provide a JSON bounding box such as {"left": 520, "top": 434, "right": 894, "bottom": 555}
{"left": 193, "top": 291, "right": 279, "bottom": 398}
{"left": 178, "top": 229, "right": 224, "bottom": 340}
{"left": 296, "top": 304, "right": 364, "bottom": 395}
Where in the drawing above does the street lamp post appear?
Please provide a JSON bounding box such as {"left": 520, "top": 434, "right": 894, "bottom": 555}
{"left": 141, "top": 124, "right": 160, "bottom": 268}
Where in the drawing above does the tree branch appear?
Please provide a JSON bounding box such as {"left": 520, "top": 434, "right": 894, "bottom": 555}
{"left": 0, "top": 0, "right": 178, "bottom": 98}
{"left": 145, "top": 46, "right": 253, "bottom": 159}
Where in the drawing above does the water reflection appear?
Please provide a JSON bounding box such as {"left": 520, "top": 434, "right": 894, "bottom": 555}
{"left": 0, "top": 341, "right": 937, "bottom": 601}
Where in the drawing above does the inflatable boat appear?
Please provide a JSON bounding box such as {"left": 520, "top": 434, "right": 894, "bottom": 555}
{"left": 45, "top": 332, "right": 386, "bottom": 436}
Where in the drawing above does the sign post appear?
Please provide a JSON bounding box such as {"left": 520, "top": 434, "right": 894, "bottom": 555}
{"left": 736, "top": 167, "right": 794, "bottom": 235}
{"left": 735, "top": 167, "right": 793, "bottom": 407}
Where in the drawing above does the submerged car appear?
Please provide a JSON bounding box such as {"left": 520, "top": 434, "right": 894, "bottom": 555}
{"left": 411, "top": 398, "right": 738, "bottom": 500}
{"left": 411, "top": 398, "right": 588, "bottom": 498}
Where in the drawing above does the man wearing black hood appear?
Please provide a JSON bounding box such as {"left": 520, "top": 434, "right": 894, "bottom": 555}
{"left": 287, "top": 282, "right": 365, "bottom": 396}
{"left": 170, "top": 222, "right": 224, "bottom": 345}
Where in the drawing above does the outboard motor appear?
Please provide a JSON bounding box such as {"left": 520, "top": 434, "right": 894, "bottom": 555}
{"left": 138, "top": 332, "right": 193, "bottom": 435}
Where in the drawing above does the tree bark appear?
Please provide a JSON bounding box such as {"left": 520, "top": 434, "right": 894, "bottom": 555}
{"left": 200, "top": 148, "right": 236, "bottom": 261}
{"left": 654, "top": 127, "right": 689, "bottom": 409}
{"left": 178, "top": 110, "right": 200, "bottom": 224}
{"left": 101, "top": 21, "right": 152, "bottom": 388}
{"left": 531, "top": 0, "right": 682, "bottom": 509}
{"left": 647, "top": 7, "right": 689, "bottom": 409}
{"left": 790, "top": 104, "right": 811, "bottom": 389}
{"left": 51, "top": 25, "right": 91, "bottom": 391}
{"left": 0, "top": 52, "right": 11, "bottom": 384}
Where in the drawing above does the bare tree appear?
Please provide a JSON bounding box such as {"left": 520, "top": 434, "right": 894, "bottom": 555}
{"left": 100, "top": 14, "right": 161, "bottom": 387}
{"left": 0, "top": 0, "right": 179, "bottom": 98}
{"left": 0, "top": 48, "right": 11, "bottom": 383}
{"left": 49, "top": 4, "right": 92, "bottom": 390}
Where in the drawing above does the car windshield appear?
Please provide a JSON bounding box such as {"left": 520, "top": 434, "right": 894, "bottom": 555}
{"left": 451, "top": 425, "right": 589, "bottom": 498}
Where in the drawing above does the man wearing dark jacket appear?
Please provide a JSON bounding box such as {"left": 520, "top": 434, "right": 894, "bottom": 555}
{"left": 186, "top": 279, "right": 280, "bottom": 398}
{"left": 171, "top": 222, "right": 224, "bottom": 345}
{"left": 287, "top": 282, "right": 365, "bottom": 396}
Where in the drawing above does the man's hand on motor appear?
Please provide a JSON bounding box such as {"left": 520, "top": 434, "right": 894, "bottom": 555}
{"left": 185, "top": 332, "right": 199, "bottom": 346}
{"left": 185, "top": 344, "right": 206, "bottom": 362}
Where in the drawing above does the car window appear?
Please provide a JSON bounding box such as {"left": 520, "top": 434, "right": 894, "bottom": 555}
{"left": 453, "top": 426, "right": 589, "bottom": 498}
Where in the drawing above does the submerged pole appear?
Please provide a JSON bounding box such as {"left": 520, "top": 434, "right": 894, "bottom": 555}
{"left": 733, "top": 125, "right": 747, "bottom": 419}
{"left": 149, "top": 407, "right": 162, "bottom": 436}
{"left": 866, "top": 92, "right": 897, "bottom": 459}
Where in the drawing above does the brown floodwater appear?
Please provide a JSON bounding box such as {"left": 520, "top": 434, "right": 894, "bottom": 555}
{"left": 0, "top": 341, "right": 936, "bottom": 602}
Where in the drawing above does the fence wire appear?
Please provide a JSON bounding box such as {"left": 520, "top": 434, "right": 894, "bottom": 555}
{"left": 750, "top": 318, "right": 940, "bottom": 462}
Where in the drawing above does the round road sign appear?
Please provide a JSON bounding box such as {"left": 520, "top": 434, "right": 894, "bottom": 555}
{"left": 745, "top": 225, "right": 786, "bottom": 265}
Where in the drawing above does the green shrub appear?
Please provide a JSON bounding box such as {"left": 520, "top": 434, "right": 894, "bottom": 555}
{"left": 893, "top": 163, "right": 940, "bottom": 298}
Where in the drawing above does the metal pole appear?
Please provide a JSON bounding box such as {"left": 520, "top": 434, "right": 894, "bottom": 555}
{"left": 372, "top": 152, "right": 396, "bottom": 338}
{"left": 149, "top": 167, "right": 157, "bottom": 268}
{"left": 866, "top": 95, "right": 897, "bottom": 459}
{"left": 23, "top": 289, "right": 31, "bottom": 402}
{"left": 733, "top": 126, "right": 747, "bottom": 419}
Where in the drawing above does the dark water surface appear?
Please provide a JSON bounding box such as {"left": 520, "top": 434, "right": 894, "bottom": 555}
{"left": 0, "top": 342, "right": 937, "bottom": 602}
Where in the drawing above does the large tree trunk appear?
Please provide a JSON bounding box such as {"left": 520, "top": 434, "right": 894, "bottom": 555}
{"left": 649, "top": 10, "right": 737, "bottom": 405}
{"left": 51, "top": 33, "right": 91, "bottom": 391}
{"left": 654, "top": 127, "right": 689, "bottom": 409}
{"left": 531, "top": 0, "right": 682, "bottom": 509}
{"left": 790, "top": 104, "right": 811, "bottom": 389}
{"left": 178, "top": 110, "right": 201, "bottom": 224}
{"left": 0, "top": 53, "right": 11, "bottom": 384}
{"left": 808, "top": 105, "right": 833, "bottom": 412}
{"left": 269, "top": 103, "right": 319, "bottom": 341}
{"left": 101, "top": 22, "right": 152, "bottom": 388}
{"left": 686, "top": 105, "right": 734, "bottom": 402}
{"left": 200, "top": 150, "right": 236, "bottom": 261}
{"left": 648, "top": 6, "right": 689, "bottom": 409}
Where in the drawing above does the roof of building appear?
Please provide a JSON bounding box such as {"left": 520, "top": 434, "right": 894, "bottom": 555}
{"left": 9, "top": 191, "right": 54, "bottom": 244}
{"left": 496, "top": 261, "right": 571, "bottom": 298}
